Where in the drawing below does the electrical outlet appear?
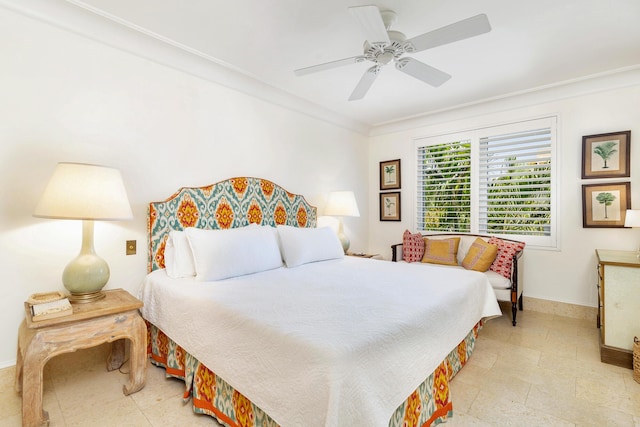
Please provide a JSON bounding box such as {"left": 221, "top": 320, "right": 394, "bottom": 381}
{"left": 126, "top": 240, "right": 136, "bottom": 255}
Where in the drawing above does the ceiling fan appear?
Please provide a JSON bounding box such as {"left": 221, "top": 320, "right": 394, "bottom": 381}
{"left": 294, "top": 5, "right": 491, "bottom": 101}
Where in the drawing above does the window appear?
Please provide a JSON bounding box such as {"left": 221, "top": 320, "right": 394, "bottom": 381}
{"left": 416, "top": 117, "right": 557, "bottom": 248}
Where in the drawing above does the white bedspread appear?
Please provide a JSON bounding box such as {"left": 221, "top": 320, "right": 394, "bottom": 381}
{"left": 139, "top": 257, "right": 501, "bottom": 427}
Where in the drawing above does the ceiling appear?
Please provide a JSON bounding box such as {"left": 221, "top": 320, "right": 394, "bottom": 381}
{"left": 58, "top": 0, "right": 640, "bottom": 128}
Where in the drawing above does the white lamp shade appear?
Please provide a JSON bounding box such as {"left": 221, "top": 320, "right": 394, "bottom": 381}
{"left": 624, "top": 209, "right": 640, "bottom": 228}
{"left": 34, "top": 162, "right": 133, "bottom": 220}
{"left": 325, "top": 191, "right": 360, "bottom": 217}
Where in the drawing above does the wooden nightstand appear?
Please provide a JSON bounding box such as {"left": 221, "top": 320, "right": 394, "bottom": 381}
{"left": 15, "top": 288, "right": 147, "bottom": 427}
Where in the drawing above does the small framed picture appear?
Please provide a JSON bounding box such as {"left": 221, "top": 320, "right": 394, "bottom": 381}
{"left": 380, "top": 159, "right": 401, "bottom": 190}
{"left": 582, "top": 182, "right": 630, "bottom": 228}
{"left": 581, "top": 131, "right": 631, "bottom": 179}
{"left": 380, "top": 192, "right": 401, "bottom": 221}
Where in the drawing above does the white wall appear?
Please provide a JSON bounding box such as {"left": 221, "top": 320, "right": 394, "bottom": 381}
{"left": 3, "top": 2, "right": 638, "bottom": 369}
{"left": 0, "top": 7, "right": 368, "bottom": 366}
{"left": 368, "top": 84, "right": 640, "bottom": 309}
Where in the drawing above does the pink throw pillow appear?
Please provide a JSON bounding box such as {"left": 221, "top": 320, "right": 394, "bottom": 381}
{"left": 402, "top": 230, "right": 425, "bottom": 263}
{"left": 488, "top": 237, "right": 525, "bottom": 279}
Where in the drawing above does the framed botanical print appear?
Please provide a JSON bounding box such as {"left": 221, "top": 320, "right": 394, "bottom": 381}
{"left": 582, "top": 182, "right": 630, "bottom": 228}
{"left": 380, "top": 192, "right": 401, "bottom": 221}
{"left": 581, "top": 131, "right": 631, "bottom": 179}
{"left": 380, "top": 159, "right": 401, "bottom": 190}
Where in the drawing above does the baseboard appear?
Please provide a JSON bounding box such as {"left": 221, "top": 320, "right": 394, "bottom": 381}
{"left": 599, "top": 335, "right": 633, "bottom": 369}
{"left": 0, "top": 359, "right": 16, "bottom": 370}
{"left": 523, "top": 296, "right": 597, "bottom": 322}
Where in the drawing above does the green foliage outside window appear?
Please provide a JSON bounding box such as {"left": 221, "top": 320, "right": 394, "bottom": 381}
{"left": 419, "top": 142, "right": 471, "bottom": 232}
{"left": 485, "top": 157, "right": 551, "bottom": 235}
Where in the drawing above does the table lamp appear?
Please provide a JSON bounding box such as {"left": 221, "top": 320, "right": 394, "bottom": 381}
{"left": 624, "top": 209, "right": 640, "bottom": 257}
{"left": 34, "top": 162, "right": 133, "bottom": 302}
{"left": 325, "top": 190, "right": 360, "bottom": 253}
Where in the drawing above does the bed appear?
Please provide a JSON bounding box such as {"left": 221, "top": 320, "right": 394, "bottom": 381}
{"left": 140, "top": 177, "right": 501, "bottom": 427}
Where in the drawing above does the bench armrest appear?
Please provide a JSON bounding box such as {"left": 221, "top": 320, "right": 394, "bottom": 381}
{"left": 510, "top": 248, "right": 524, "bottom": 301}
{"left": 391, "top": 243, "right": 403, "bottom": 262}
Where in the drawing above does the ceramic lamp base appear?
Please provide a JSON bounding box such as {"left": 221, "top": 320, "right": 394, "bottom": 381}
{"left": 336, "top": 218, "right": 350, "bottom": 253}
{"left": 62, "top": 220, "right": 110, "bottom": 303}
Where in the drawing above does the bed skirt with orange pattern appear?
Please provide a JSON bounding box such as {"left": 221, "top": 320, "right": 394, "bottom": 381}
{"left": 146, "top": 321, "right": 482, "bottom": 427}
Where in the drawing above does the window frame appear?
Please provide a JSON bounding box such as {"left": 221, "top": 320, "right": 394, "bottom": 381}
{"left": 414, "top": 116, "right": 558, "bottom": 249}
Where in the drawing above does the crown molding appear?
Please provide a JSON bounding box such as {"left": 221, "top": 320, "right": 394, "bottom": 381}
{"left": 5, "top": 0, "right": 638, "bottom": 138}
{"left": 0, "top": 0, "right": 370, "bottom": 135}
{"left": 370, "top": 65, "right": 640, "bottom": 136}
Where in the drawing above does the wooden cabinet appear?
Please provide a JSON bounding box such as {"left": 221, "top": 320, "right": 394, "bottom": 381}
{"left": 596, "top": 249, "right": 640, "bottom": 368}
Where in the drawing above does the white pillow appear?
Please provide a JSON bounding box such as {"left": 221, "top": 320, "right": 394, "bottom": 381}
{"left": 164, "top": 230, "right": 196, "bottom": 278}
{"left": 277, "top": 225, "right": 344, "bottom": 268}
{"left": 185, "top": 226, "right": 282, "bottom": 281}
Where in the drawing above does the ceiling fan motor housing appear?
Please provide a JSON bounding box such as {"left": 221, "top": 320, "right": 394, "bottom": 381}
{"left": 363, "top": 30, "right": 408, "bottom": 65}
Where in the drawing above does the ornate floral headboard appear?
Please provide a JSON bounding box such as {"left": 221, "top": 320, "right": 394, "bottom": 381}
{"left": 147, "top": 177, "right": 317, "bottom": 272}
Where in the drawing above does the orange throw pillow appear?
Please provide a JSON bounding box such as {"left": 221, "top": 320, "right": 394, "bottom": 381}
{"left": 462, "top": 237, "right": 499, "bottom": 272}
{"left": 421, "top": 238, "right": 460, "bottom": 266}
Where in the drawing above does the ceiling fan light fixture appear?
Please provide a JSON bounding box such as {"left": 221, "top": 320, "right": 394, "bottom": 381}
{"left": 377, "top": 51, "right": 394, "bottom": 65}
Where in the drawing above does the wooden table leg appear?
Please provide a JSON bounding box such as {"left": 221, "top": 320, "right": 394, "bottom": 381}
{"left": 105, "top": 312, "right": 147, "bottom": 394}
{"left": 15, "top": 321, "right": 25, "bottom": 394}
{"left": 123, "top": 314, "right": 147, "bottom": 395}
{"left": 106, "top": 339, "right": 126, "bottom": 372}
{"left": 21, "top": 330, "right": 50, "bottom": 427}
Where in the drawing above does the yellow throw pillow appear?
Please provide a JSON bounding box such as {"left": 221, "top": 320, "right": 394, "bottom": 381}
{"left": 421, "top": 238, "right": 460, "bottom": 266}
{"left": 462, "top": 237, "right": 499, "bottom": 272}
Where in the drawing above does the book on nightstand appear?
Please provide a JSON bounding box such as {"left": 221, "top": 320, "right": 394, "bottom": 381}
{"left": 29, "top": 297, "right": 73, "bottom": 321}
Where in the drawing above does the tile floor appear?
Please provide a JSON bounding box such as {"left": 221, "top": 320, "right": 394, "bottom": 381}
{"left": 1, "top": 304, "right": 639, "bottom": 426}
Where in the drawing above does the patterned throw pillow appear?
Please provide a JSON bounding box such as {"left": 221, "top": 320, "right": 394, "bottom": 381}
{"left": 421, "top": 238, "right": 460, "bottom": 266}
{"left": 488, "top": 237, "right": 526, "bottom": 279}
{"left": 462, "top": 237, "right": 499, "bottom": 272}
{"left": 402, "top": 230, "right": 425, "bottom": 263}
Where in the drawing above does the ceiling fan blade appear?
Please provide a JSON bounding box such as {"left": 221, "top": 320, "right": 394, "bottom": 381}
{"left": 396, "top": 58, "right": 451, "bottom": 87}
{"left": 295, "top": 56, "right": 365, "bottom": 76}
{"left": 348, "top": 5, "right": 390, "bottom": 46}
{"left": 406, "top": 14, "right": 491, "bottom": 53}
{"left": 349, "top": 66, "right": 380, "bottom": 101}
